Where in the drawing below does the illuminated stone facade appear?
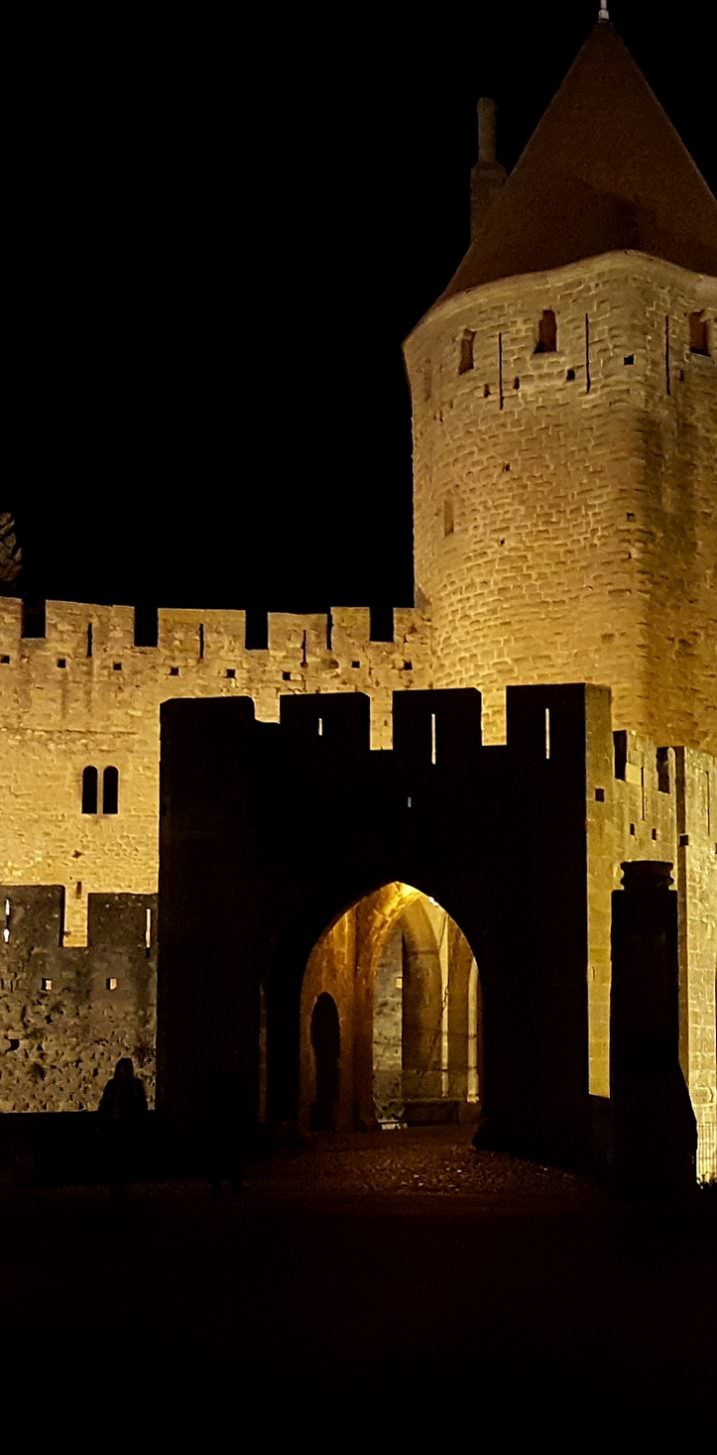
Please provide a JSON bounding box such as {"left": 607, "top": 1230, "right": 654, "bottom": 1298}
{"left": 406, "top": 253, "right": 717, "bottom": 750}
{"left": 0, "top": 22, "right": 715, "bottom": 1177}
{"left": 0, "top": 600, "right": 429, "bottom": 943}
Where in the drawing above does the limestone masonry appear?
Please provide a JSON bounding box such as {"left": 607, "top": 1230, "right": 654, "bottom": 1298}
{"left": 1, "top": 22, "right": 715, "bottom": 1176}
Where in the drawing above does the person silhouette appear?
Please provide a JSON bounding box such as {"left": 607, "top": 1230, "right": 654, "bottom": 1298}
{"left": 98, "top": 1057, "right": 148, "bottom": 1196}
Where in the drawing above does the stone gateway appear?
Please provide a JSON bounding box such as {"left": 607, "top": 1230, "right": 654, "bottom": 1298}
{"left": 1, "top": 20, "right": 715, "bottom": 1180}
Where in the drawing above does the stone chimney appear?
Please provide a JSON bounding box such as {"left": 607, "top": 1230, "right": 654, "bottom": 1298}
{"left": 470, "top": 98, "right": 507, "bottom": 238}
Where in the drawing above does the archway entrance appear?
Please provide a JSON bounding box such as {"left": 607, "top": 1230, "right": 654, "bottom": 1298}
{"left": 299, "top": 884, "right": 481, "bottom": 1132}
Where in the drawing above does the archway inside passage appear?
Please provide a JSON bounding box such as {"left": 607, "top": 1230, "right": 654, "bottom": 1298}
{"left": 299, "top": 883, "right": 482, "bottom": 1133}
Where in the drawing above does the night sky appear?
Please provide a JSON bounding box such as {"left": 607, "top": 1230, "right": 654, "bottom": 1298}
{"left": 8, "top": 0, "right": 716, "bottom": 613}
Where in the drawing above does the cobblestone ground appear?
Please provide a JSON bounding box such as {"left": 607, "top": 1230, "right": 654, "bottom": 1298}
{"left": 244, "top": 1125, "right": 598, "bottom": 1205}
{"left": 0, "top": 1128, "right": 714, "bottom": 1444}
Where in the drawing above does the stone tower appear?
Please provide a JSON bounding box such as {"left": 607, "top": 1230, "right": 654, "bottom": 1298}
{"left": 404, "top": 20, "right": 717, "bottom": 750}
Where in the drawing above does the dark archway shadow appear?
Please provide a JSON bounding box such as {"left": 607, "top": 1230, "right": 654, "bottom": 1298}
{"left": 310, "top": 993, "right": 341, "bottom": 1131}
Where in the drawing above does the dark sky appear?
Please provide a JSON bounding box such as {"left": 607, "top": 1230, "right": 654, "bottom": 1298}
{"left": 8, "top": 0, "right": 716, "bottom": 612}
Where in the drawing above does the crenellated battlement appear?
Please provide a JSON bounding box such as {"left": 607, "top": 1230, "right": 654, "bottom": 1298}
{"left": 161, "top": 680, "right": 621, "bottom": 775}
{"left": 0, "top": 593, "right": 432, "bottom": 948}
{"left": 0, "top": 596, "right": 430, "bottom": 715}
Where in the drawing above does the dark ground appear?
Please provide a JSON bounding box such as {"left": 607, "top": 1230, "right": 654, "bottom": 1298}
{"left": 1, "top": 1126, "right": 714, "bottom": 1446}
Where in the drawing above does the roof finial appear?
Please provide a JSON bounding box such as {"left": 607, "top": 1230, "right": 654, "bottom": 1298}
{"left": 598, "top": 2, "right": 610, "bottom": 19}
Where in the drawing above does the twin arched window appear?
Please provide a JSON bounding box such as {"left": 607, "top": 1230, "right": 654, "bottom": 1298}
{"left": 82, "top": 766, "right": 119, "bottom": 815}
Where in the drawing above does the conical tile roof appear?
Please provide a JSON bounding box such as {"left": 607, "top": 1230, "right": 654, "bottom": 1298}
{"left": 442, "top": 21, "right": 717, "bottom": 301}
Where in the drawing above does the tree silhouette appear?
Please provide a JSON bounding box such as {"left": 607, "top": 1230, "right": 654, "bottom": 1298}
{"left": 0, "top": 512, "right": 22, "bottom": 587}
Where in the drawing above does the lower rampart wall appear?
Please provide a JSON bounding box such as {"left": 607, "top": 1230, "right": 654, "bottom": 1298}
{"left": 0, "top": 887, "right": 156, "bottom": 1113}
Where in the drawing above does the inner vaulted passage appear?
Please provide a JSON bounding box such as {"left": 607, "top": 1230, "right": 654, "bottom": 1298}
{"left": 299, "top": 884, "right": 480, "bottom": 1133}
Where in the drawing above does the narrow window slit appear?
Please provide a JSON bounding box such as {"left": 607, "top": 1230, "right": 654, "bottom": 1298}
{"left": 458, "top": 329, "right": 475, "bottom": 375}
{"left": 614, "top": 731, "right": 628, "bottom": 780}
{"left": 689, "top": 311, "right": 710, "bottom": 356}
{"left": 656, "top": 748, "right": 670, "bottom": 794}
{"left": 535, "top": 310, "right": 557, "bottom": 354}
{"left": 82, "top": 766, "right": 98, "bottom": 815}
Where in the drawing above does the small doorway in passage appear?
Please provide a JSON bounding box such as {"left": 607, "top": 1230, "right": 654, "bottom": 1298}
{"left": 310, "top": 991, "right": 341, "bottom": 1131}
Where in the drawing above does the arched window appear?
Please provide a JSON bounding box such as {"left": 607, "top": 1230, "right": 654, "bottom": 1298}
{"left": 535, "top": 309, "right": 557, "bottom": 354}
{"left": 81, "top": 766, "right": 98, "bottom": 815}
{"left": 689, "top": 311, "right": 710, "bottom": 356}
{"left": 102, "top": 766, "right": 119, "bottom": 815}
{"left": 458, "top": 329, "right": 475, "bottom": 375}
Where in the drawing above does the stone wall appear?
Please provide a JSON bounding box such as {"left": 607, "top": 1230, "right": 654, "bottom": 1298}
{"left": 3, "top": 679, "right": 712, "bottom": 1177}
{"left": 0, "top": 887, "right": 156, "bottom": 1112}
{"left": 405, "top": 252, "right": 717, "bottom": 752}
{"left": 584, "top": 696, "right": 717, "bottom": 1178}
{"left": 0, "top": 597, "right": 431, "bottom": 942}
